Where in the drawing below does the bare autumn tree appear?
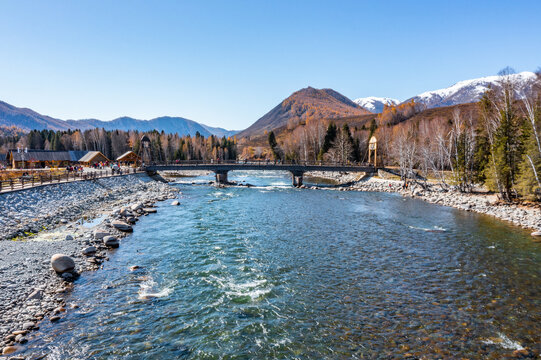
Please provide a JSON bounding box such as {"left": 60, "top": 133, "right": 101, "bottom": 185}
{"left": 417, "top": 118, "right": 451, "bottom": 189}
{"left": 391, "top": 123, "right": 418, "bottom": 185}
{"left": 448, "top": 109, "right": 477, "bottom": 192}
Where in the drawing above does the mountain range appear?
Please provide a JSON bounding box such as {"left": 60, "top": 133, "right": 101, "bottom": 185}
{"left": 0, "top": 100, "right": 236, "bottom": 138}
{"left": 1, "top": 71, "right": 538, "bottom": 139}
{"left": 404, "top": 71, "right": 537, "bottom": 110}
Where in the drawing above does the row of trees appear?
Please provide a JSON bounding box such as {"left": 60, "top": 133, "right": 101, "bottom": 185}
{"left": 0, "top": 128, "right": 238, "bottom": 163}
{"left": 387, "top": 68, "right": 540, "bottom": 200}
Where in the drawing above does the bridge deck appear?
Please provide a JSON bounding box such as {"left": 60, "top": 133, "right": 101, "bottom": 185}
{"left": 145, "top": 163, "right": 375, "bottom": 173}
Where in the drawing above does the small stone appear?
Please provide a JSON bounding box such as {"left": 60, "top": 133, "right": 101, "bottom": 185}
{"left": 65, "top": 234, "right": 74, "bottom": 240}
{"left": 2, "top": 346, "right": 18, "bottom": 355}
{"left": 143, "top": 208, "right": 157, "bottom": 213}
{"left": 82, "top": 246, "right": 97, "bottom": 256}
{"left": 93, "top": 229, "right": 109, "bottom": 240}
{"left": 15, "top": 334, "right": 27, "bottom": 344}
{"left": 61, "top": 272, "right": 74, "bottom": 281}
{"left": 22, "top": 322, "right": 35, "bottom": 330}
{"left": 171, "top": 200, "right": 180, "bottom": 206}
{"left": 51, "top": 254, "right": 75, "bottom": 273}
{"left": 27, "top": 289, "right": 43, "bottom": 301}
{"left": 50, "top": 316, "right": 61, "bottom": 322}
{"left": 103, "top": 235, "right": 119, "bottom": 248}
{"left": 129, "top": 265, "right": 140, "bottom": 271}
{"left": 60, "top": 219, "right": 68, "bottom": 224}
{"left": 531, "top": 231, "right": 541, "bottom": 237}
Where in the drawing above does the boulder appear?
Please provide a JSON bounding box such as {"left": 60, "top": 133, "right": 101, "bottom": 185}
{"left": 130, "top": 203, "right": 143, "bottom": 211}
{"left": 171, "top": 200, "right": 180, "bottom": 206}
{"left": 112, "top": 220, "right": 133, "bottom": 232}
{"left": 22, "top": 322, "right": 35, "bottom": 330}
{"left": 51, "top": 254, "right": 75, "bottom": 273}
{"left": 103, "top": 236, "right": 119, "bottom": 248}
{"left": 93, "top": 229, "right": 109, "bottom": 240}
{"left": 2, "top": 346, "right": 17, "bottom": 355}
{"left": 15, "top": 334, "right": 27, "bottom": 344}
{"left": 82, "top": 246, "right": 97, "bottom": 256}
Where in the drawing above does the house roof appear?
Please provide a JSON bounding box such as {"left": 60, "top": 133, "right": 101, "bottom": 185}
{"left": 11, "top": 150, "right": 72, "bottom": 162}
{"left": 69, "top": 150, "right": 89, "bottom": 162}
{"left": 78, "top": 151, "right": 109, "bottom": 163}
{"left": 116, "top": 151, "right": 139, "bottom": 161}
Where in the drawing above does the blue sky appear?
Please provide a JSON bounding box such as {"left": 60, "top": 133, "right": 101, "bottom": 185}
{"left": 0, "top": 0, "right": 540, "bottom": 130}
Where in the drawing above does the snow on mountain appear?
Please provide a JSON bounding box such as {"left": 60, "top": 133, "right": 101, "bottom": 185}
{"left": 353, "top": 96, "right": 400, "bottom": 113}
{"left": 405, "top": 71, "right": 537, "bottom": 109}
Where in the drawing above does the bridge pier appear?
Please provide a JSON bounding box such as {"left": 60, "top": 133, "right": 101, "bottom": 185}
{"left": 291, "top": 171, "right": 304, "bottom": 187}
{"left": 214, "top": 170, "right": 229, "bottom": 184}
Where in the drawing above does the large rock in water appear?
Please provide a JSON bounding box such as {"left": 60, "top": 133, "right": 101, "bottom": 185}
{"left": 112, "top": 220, "right": 133, "bottom": 232}
{"left": 103, "top": 236, "right": 119, "bottom": 248}
{"left": 51, "top": 254, "right": 75, "bottom": 273}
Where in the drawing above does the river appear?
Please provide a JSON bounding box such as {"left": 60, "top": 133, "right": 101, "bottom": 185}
{"left": 21, "top": 171, "right": 541, "bottom": 359}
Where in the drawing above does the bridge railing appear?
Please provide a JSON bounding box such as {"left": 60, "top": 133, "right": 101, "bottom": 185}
{"left": 144, "top": 160, "right": 374, "bottom": 168}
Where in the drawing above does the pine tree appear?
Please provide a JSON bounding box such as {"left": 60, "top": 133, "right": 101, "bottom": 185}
{"left": 517, "top": 94, "right": 541, "bottom": 199}
{"left": 484, "top": 73, "right": 525, "bottom": 201}
{"left": 317, "top": 122, "right": 337, "bottom": 160}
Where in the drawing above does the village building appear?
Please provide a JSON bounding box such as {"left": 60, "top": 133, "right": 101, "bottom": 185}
{"left": 78, "top": 151, "right": 110, "bottom": 166}
{"left": 116, "top": 151, "right": 140, "bottom": 166}
{"left": 7, "top": 150, "right": 110, "bottom": 169}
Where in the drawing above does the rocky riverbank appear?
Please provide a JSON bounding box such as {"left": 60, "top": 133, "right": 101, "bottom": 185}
{"left": 0, "top": 174, "right": 179, "bottom": 357}
{"left": 309, "top": 172, "right": 541, "bottom": 235}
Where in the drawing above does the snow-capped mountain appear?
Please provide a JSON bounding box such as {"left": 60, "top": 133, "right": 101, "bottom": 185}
{"left": 405, "top": 71, "right": 537, "bottom": 109}
{"left": 353, "top": 96, "right": 400, "bottom": 113}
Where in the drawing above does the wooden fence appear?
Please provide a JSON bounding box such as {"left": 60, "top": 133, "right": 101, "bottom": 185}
{"left": 0, "top": 168, "right": 142, "bottom": 193}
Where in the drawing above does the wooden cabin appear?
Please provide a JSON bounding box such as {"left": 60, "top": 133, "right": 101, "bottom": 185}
{"left": 116, "top": 151, "right": 140, "bottom": 166}
{"left": 78, "top": 151, "right": 110, "bottom": 166}
{"left": 9, "top": 150, "right": 73, "bottom": 169}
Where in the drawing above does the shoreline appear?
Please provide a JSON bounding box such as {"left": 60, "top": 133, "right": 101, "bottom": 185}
{"left": 307, "top": 171, "right": 541, "bottom": 234}
{"left": 0, "top": 174, "right": 179, "bottom": 355}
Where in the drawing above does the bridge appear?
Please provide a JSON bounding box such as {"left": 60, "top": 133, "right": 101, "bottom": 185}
{"left": 144, "top": 161, "right": 377, "bottom": 187}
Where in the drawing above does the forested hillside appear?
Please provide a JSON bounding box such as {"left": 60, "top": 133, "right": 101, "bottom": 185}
{"left": 243, "top": 70, "right": 541, "bottom": 200}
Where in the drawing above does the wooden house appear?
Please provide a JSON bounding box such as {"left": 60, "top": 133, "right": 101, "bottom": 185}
{"left": 116, "top": 151, "right": 140, "bottom": 166}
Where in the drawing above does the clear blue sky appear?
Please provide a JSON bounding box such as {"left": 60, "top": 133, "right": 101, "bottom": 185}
{"left": 0, "top": 0, "right": 540, "bottom": 130}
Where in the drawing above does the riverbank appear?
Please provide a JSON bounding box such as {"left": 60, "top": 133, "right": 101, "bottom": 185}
{"left": 308, "top": 171, "right": 541, "bottom": 234}
{"left": 0, "top": 174, "right": 179, "bottom": 356}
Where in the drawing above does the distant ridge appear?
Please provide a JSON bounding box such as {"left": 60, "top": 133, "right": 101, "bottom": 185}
{"left": 238, "top": 87, "right": 369, "bottom": 138}
{"left": 0, "top": 100, "right": 236, "bottom": 137}
{"left": 403, "top": 71, "right": 537, "bottom": 109}
{"left": 353, "top": 97, "right": 400, "bottom": 113}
